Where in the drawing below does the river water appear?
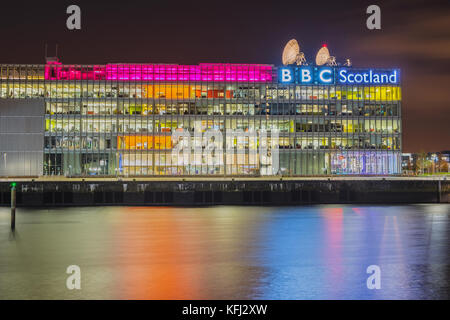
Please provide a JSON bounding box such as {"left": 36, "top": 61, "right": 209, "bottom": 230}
{"left": 0, "top": 204, "right": 449, "bottom": 300}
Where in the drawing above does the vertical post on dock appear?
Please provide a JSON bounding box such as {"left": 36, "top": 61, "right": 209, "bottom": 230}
{"left": 438, "top": 180, "right": 441, "bottom": 203}
{"left": 11, "top": 182, "right": 16, "bottom": 230}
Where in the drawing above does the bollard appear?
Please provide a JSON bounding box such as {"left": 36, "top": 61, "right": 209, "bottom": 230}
{"left": 11, "top": 183, "right": 16, "bottom": 230}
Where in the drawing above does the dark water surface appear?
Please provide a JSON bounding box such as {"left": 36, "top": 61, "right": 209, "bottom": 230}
{"left": 0, "top": 205, "right": 449, "bottom": 299}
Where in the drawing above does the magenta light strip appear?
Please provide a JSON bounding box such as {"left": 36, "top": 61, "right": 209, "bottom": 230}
{"left": 45, "top": 63, "right": 273, "bottom": 82}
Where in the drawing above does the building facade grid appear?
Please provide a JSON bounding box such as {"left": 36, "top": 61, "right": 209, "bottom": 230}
{"left": 0, "top": 63, "right": 402, "bottom": 177}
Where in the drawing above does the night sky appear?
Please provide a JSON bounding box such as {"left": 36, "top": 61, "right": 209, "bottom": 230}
{"left": 0, "top": 0, "right": 448, "bottom": 152}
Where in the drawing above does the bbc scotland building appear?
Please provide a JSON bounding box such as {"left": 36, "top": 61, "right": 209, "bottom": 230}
{"left": 0, "top": 56, "right": 401, "bottom": 177}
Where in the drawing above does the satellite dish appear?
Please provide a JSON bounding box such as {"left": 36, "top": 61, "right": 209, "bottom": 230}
{"left": 315, "top": 44, "right": 337, "bottom": 66}
{"left": 282, "top": 39, "right": 306, "bottom": 66}
{"left": 282, "top": 39, "right": 300, "bottom": 65}
{"left": 315, "top": 46, "right": 330, "bottom": 66}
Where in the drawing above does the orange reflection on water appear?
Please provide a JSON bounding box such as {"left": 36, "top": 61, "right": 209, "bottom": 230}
{"left": 112, "top": 207, "right": 203, "bottom": 299}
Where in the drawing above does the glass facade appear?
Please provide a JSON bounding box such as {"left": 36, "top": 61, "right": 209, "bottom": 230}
{"left": 0, "top": 62, "right": 402, "bottom": 177}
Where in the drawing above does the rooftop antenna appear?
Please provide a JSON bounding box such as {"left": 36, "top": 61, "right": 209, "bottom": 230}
{"left": 45, "top": 44, "right": 59, "bottom": 64}
{"left": 282, "top": 39, "right": 306, "bottom": 66}
{"left": 315, "top": 44, "right": 337, "bottom": 66}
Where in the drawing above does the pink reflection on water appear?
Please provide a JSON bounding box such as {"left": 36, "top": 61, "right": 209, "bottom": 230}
{"left": 352, "top": 207, "right": 364, "bottom": 216}
{"left": 322, "top": 207, "right": 344, "bottom": 295}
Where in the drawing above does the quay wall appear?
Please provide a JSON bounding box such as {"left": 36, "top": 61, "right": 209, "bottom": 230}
{"left": 0, "top": 178, "right": 448, "bottom": 206}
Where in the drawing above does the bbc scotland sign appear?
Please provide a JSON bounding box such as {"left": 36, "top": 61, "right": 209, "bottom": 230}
{"left": 279, "top": 67, "right": 400, "bottom": 85}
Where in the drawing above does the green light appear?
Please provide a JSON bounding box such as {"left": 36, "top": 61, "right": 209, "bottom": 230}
{"left": 10, "top": 182, "right": 16, "bottom": 188}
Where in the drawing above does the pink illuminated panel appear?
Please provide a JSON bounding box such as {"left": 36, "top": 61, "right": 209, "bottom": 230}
{"left": 45, "top": 62, "right": 106, "bottom": 80}
{"left": 45, "top": 63, "right": 273, "bottom": 82}
{"left": 106, "top": 64, "right": 273, "bottom": 82}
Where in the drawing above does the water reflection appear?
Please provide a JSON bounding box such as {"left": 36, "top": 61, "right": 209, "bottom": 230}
{"left": 0, "top": 205, "right": 449, "bottom": 299}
